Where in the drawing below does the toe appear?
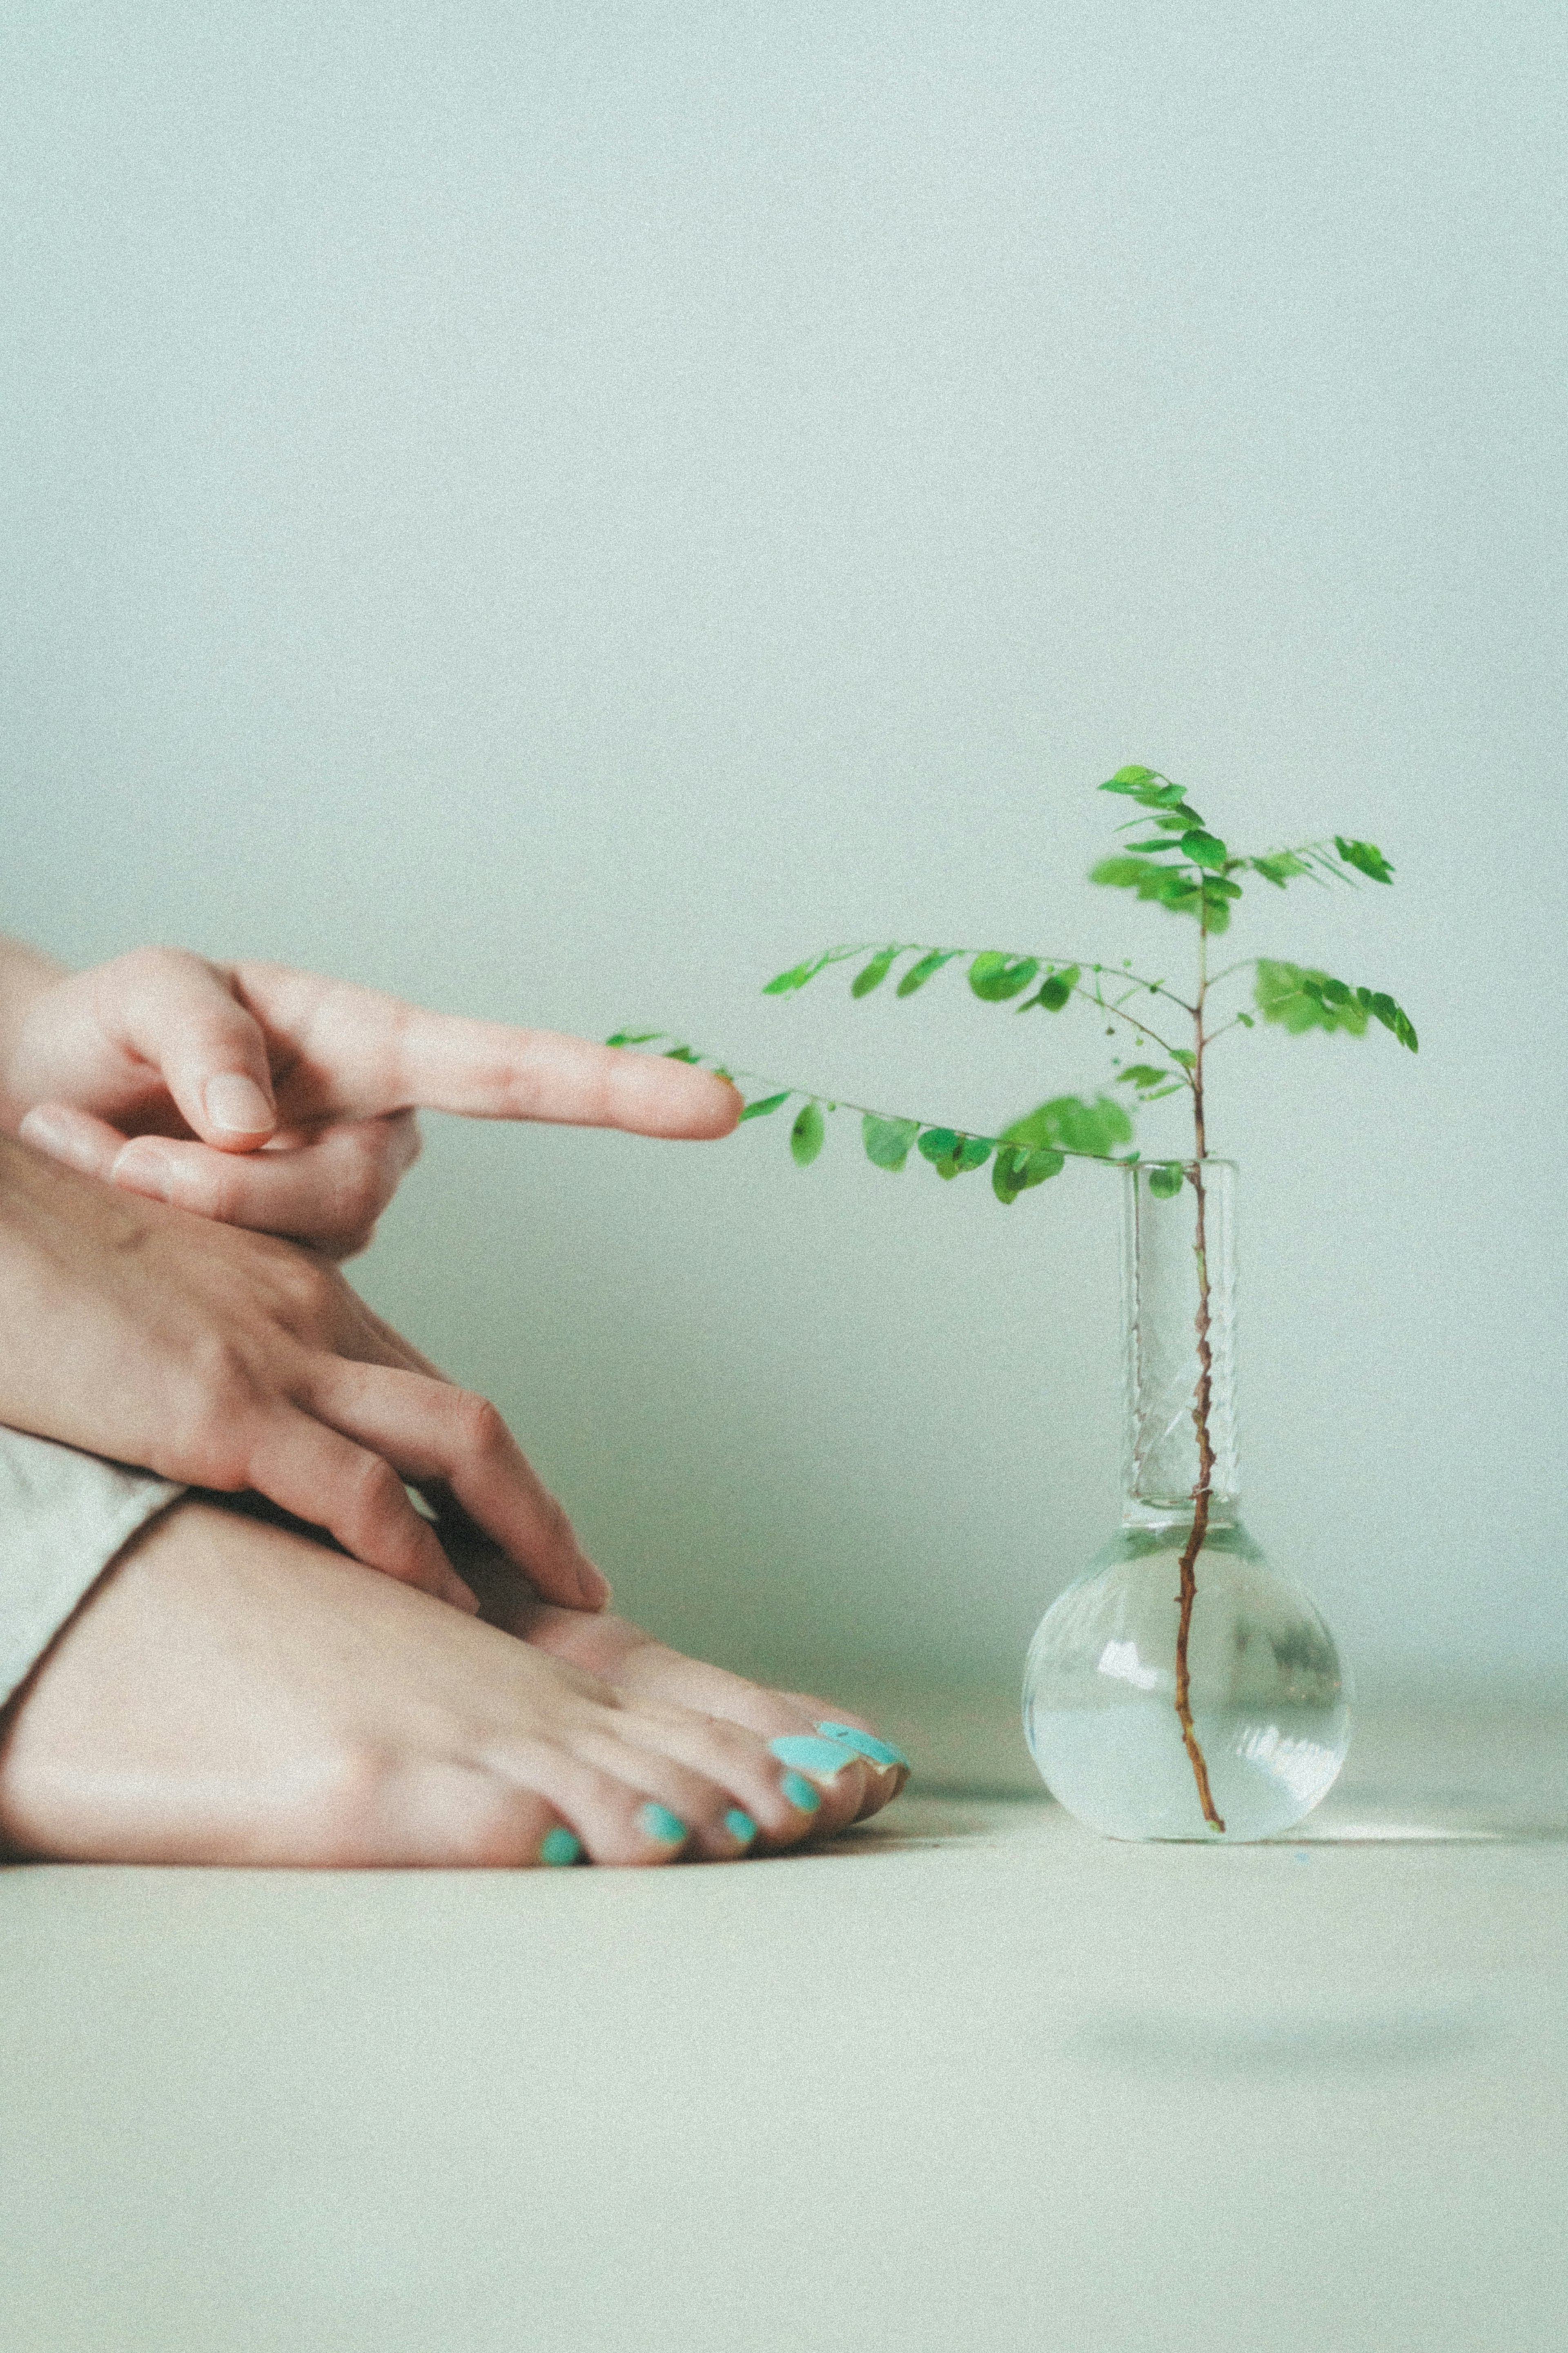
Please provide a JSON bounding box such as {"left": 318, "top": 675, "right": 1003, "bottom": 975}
{"left": 777, "top": 1697, "right": 911, "bottom": 1820}
{"left": 601, "top": 1704, "right": 833, "bottom": 1856}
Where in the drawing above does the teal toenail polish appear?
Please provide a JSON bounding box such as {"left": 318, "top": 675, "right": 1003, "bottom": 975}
{"left": 815, "top": 1721, "right": 911, "bottom": 1771}
{"left": 539, "top": 1827, "right": 582, "bottom": 1867}
{"left": 769, "top": 1734, "right": 854, "bottom": 1778}
{"left": 780, "top": 1771, "right": 822, "bottom": 1814}
{"left": 724, "top": 1809, "right": 757, "bottom": 1847}
{"left": 639, "top": 1802, "right": 687, "bottom": 1846}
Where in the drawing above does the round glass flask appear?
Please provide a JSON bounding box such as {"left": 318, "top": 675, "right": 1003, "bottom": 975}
{"left": 1023, "top": 1161, "right": 1350, "bottom": 1840}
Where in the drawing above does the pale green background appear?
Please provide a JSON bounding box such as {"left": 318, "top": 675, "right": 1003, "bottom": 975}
{"left": 2, "top": 0, "right": 1563, "bottom": 1706}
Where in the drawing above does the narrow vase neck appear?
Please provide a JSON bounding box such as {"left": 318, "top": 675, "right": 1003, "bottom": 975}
{"left": 1121, "top": 1159, "right": 1239, "bottom": 1527}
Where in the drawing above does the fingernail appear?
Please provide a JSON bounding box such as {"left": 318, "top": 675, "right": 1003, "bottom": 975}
{"left": 780, "top": 1771, "right": 821, "bottom": 1815}
{"left": 639, "top": 1802, "right": 687, "bottom": 1847}
{"left": 19, "top": 1106, "right": 99, "bottom": 1172}
{"left": 815, "top": 1721, "right": 911, "bottom": 1771}
{"left": 539, "top": 1827, "right": 582, "bottom": 1866}
{"left": 577, "top": 1559, "right": 612, "bottom": 1609}
{"left": 768, "top": 1735, "right": 855, "bottom": 1781}
{"left": 204, "top": 1073, "right": 274, "bottom": 1136}
{"left": 724, "top": 1809, "right": 757, "bottom": 1848}
{"left": 109, "top": 1138, "right": 179, "bottom": 1202}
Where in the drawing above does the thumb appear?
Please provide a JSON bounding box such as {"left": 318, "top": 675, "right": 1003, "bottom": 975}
{"left": 104, "top": 949, "right": 278, "bottom": 1150}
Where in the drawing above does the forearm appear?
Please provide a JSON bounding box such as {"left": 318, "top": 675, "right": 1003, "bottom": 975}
{"left": 0, "top": 938, "right": 70, "bottom": 1131}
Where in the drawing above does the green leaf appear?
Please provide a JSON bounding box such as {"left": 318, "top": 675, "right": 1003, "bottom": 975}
{"left": 1001, "top": 1094, "right": 1133, "bottom": 1158}
{"left": 1360, "top": 990, "right": 1419, "bottom": 1052}
{"left": 851, "top": 946, "right": 900, "bottom": 999}
{"left": 606, "top": 1030, "right": 663, "bottom": 1048}
{"left": 992, "top": 1147, "right": 1025, "bottom": 1204}
{"left": 1123, "top": 836, "right": 1185, "bottom": 854}
{"left": 1182, "top": 830, "right": 1228, "bottom": 870}
{"left": 739, "top": 1090, "right": 791, "bottom": 1122}
{"left": 790, "top": 1102, "right": 826, "bottom": 1166}
{"left": 916, "top": 1126, "right": 960, "bottom": 1165}
{"left": 991, "top": 1144, "right": 1066, "bottom": 1204}
{"left": 763, "top": 954, "right": 829, "bottom": 996}
{"left": 896, "top": 948, "right": 957, "bottom": 997}
{"left": 1250, "top": 852, "right": 1312, "bottom": 888}
{"left": 1255, "top": 961, "right": 1370, "bottom": 1037}
{"left": 1099, "top": 765, "right": 1158, "bottom": 792}
{"left": 664, "top": 1045, "right": 700, "bottom": 1063}
{"left": 1116, "top": 1064, "right": 1172, "bottom": 1089}
{"left": 1148, "top": 1163, "right": 1185, "bottom": 1198}
{"left": 1029, "top": 965, "right": 1078, "bottom": 1011}
{"left": 1091, "top": 856, "right": 1205, "bottom": 916}
{"left": 928, "top": 1135, "right": 994, "bottom": 1180}
{"left": 1236, "top": 1011, "right": 1254, "bottom": 1028}
{"left": 862, "top": 1113, "right": 919, "bottom": 1171}
{"left": 968, "top": 952, "right": 1040, "bottom": 1002}
{"left": 1168, "top": 1047, "right": 1196, "bottom": 1069}
{"left": 1335, "top": 836, "right": 1395, "bottom": 884}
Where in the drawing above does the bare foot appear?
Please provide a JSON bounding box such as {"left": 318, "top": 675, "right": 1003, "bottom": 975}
{"left": 438, "top": 1533, "right": 911, "bottom": 1830}
{"left": 0, "top": 1502, "right": 833, "bottom": 1868}
{"left": 517, "top": 1607, "right": 908, "bottom": 1829}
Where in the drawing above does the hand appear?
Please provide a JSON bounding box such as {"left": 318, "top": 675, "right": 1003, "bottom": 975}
{"left": 0, "top": 1132, "right": 611, "bottom": 1615}
{"left": 4, "top": 947, "right": 739, "bottom": 1256}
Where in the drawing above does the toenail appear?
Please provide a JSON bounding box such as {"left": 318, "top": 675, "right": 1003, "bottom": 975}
{"left": 769, "top": 1734, "right": 854, "bottom": 1780}
{"left": 724, "top": 1809, "right": 757, "bottom": 1848}
{"left": 779, "top": 1771, "right": 822, "bottom": 1815}
{"left": 815, "top": 1721, "right": 911, "bottom": 1771}
{"left": 639, "top": 1802, "right": 688, "bottom": 1847}
{"left": 539, "top": 1827, "right": 582, "bottom": 1866}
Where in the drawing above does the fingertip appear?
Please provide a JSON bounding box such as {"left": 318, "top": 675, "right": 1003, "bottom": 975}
{"left": 200, "top": 1072, "right": 277, "bottom": 1149}
{"left": 578, "top": 1561, "right": 613, "bottom": 1610}
{"left": 704, "top": 1073, "right": 745, "bottom": 1138}
{"left": 633, "top": 1061, "right": 744, "bottom": 1139}
{"left": 18, "top": 1102, "right": 113, "bottom": 1176}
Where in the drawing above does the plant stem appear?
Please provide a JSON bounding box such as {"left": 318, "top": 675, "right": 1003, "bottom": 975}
{"left": 1174, "top": 918, "right": 1226, "bottom": 1831}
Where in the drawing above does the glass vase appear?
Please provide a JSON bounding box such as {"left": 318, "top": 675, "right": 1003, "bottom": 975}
{"left": 1022, "top": 1160, "right": 1351, "bottom": 1840}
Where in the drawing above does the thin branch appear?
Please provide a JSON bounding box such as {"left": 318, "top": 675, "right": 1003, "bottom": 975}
{"left": 778, "top": 941, "right": 1195, "bottom": 1019}
{"left": 608, "top": 1040, "right": 1138, "bottom": 1166}
{"left": 1204, "top": 957, "right": 1260, "bottom": 991}
{"left": 1073, "top": 980, "right": 1189, "bottom": 1071}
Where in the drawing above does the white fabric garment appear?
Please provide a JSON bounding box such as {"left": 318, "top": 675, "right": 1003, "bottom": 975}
{"left": 0, "top": 1426, "right": 184, "bottom": 1708}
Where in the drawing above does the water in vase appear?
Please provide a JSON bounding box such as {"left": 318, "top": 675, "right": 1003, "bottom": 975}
{"left": 1022, "top": 1161, "right": 1350, "bottom": 1840}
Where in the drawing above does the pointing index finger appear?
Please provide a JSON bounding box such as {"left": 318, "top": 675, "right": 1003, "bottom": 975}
{"left": 391, "top": 1016, "right": 741, "bottom": 1139}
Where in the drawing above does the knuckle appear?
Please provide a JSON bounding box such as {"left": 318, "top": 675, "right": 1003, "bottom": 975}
{"left": 348, "top": 1452, "right": 406, "bottom": 1519}
{"left": 120, "top": 943, "right": 194, "bottom": 986}
{"left": 172, "top": 1345, "right": 259, "bottom": 1485}
{"left": 269, "top": 1244, "right": 336, "bottom": 1321}
{"left": 452, "top": 1392, "right": 508, "bottom": 1457}
{"left": 339, "top": 1151, "right": 390, "bottom": 1229}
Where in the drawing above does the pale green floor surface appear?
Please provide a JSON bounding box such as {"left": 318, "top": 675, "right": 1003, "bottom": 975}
{"left": 2, "top": 1704, "right": 1566, "bottom": 2353}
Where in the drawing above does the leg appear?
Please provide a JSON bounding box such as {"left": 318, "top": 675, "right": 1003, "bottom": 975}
{"left": 0, "top": 1502, "right": 833, "bottom": 1867}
